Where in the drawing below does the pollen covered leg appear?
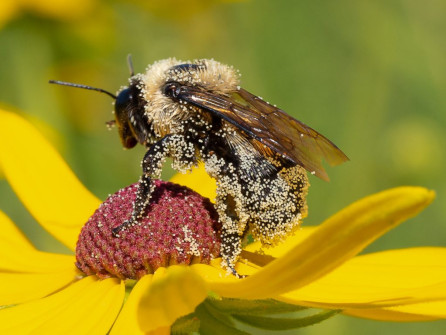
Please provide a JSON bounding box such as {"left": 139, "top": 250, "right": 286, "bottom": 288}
{"left": 214, "top": 187, "right": 250, "bottom": 274}
{"left": 218, "top": 195, "right": 244, "bottom": 271}
{"left": 220, "top": 230, "right": 242, "bottom": 273}
{"left": 113, "top": 134, "right": 179, "bottom": 236}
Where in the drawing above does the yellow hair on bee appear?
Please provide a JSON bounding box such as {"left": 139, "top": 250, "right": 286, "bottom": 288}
{"left": 137, "top": 58, "right": 239, "bottom": 137}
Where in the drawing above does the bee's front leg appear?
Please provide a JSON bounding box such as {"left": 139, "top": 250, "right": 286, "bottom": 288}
{"left": 112, "top": 134, "right": 175, "bottom": 237}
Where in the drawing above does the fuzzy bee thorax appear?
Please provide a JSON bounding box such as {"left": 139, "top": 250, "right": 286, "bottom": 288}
{"left": 134, "top": 58, "right": 240, "bottom": 138}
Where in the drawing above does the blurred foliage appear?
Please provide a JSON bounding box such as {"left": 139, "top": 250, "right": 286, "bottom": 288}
{"left": 0, "top": 0, "right": 445, "bottom": 333}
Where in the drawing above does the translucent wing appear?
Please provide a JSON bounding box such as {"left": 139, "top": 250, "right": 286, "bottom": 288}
{"left": 176, "top": 86, "right": 349, "bottom": 181}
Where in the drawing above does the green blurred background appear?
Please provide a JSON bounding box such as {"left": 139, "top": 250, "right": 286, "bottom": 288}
{"left": 0, "top": 0, "right": 445, "bottom": 333}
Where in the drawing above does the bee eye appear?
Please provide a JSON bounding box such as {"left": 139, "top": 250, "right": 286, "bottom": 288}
{"left": 163, "top": 81, "right": 181, "bottom": 98}
{"left": 116, "top": 88, "right": 131, "bottom": 110}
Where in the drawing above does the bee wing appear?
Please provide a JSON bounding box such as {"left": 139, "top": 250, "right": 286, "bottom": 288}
{"left": 177, "top": 86, "right": 349, "bottom": 181}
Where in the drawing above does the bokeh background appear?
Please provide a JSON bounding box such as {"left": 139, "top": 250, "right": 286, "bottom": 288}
{"left": 0, "top": 0, "right": 445, "bottom": 333}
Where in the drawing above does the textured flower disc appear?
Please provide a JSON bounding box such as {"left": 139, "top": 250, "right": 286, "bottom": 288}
{"left": 76, "top": 180, "right": 222, "bottom": 279}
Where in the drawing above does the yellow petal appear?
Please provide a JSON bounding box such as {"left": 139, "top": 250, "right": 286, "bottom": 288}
{"left": 191, "top": 261, "right": 261, "bottom": 289}
{"left": 208, "top": 187, "right": 435, "bottom": 299}
{"left": 0, "top": 248, "right": 74, "bottom": 273}
{"left": 0, "top": 210, "right": 74, "bottom": 273}
{"left": 0, "top": 269, "right": 78, "bottom": 306}
{"left": 0, "top": 111, "right": 101, "bottom": 250}
{"left": 279, "top": 247, "right": 446, "bottom": 308}
{"left": 0, "top": 276, "right": 124, "bottom": 334}
{"left": 344, "top": 301, "right": 446, "bottom": 321}
{"left": 110, "top": 275, "right": 153, "bottom": 335}
{"left": 0, "top": 209, "right": 36, "bottom": 252}
{"left": 388, "top": 301, "right": 446, "bottom": 319}
{"left": 138, "top": 266, "right": 208, "bottom": 332}
{"left": 241, "top": 227, "right": 317, "bottom": 267}
{"left": 192, "top": 263, "right": 239, "bottom": 284}
{"left": 169, "top": 164, "right": 216, "bottom": 201}
{"left": 0, "top": 0, "right": 19, "bottom": 28}
{"left": 244, "top": 226, "right": 317, "bottom": 257}
{"left": 0, "top": 210, "right": 79, "bottom": 305}
{"left": 19, "top": 0, "right": 94, "bottom": 20}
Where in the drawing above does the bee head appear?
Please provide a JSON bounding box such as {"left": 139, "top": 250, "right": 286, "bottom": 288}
{"left": 114, "top": 85, "right": 138, "bottom": 149}
{"left": 49, "top": 55, "right": 150, "bottom": 149}
{"left": 49, "top": 79, "right": 141, "bottom": 149}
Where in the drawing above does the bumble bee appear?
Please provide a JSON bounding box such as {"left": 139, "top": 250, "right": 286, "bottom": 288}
{"left": 51, "top": 58, "right": 348, "bottom": 271}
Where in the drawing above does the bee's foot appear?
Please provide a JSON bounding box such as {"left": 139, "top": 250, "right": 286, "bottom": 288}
{"left": 227, "top": 264, "right": 246, "bottom": 279}
{"left": 112, "top": 220, "right": 131, "bottom": 237}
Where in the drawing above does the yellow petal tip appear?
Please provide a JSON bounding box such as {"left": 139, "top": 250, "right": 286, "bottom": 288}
{"left": 138, "top": 266, "right": 208, "bottom": 331}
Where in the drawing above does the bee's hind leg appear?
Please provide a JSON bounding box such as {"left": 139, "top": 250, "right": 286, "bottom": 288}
{"left": 221, "top": 229, "right": 245, "bottom": 277}
{"left": 218, "top": 194, "right": 247, "bottom": 277}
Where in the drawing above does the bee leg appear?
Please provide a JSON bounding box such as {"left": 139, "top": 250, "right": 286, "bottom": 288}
{"left": 112, "top": 135, "right": 175, "bottom": 237}
{"left": 221, "top": 230, "right": 242, "bottom": 276}
{"left": 218, "top": 195, "right": 244, "bottom": 276}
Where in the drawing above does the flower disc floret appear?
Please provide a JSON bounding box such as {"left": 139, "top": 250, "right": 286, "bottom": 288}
{"left": 75, "top": 180, "right": 221, "bottom": 279}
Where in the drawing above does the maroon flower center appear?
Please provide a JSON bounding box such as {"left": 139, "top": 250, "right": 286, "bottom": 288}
{"left": 75, "top": 180, "right": 221, "bottom": 279}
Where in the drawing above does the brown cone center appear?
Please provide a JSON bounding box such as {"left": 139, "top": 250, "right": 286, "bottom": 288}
{"left": 75, "top": 180, "right": 221, "bottom": 279}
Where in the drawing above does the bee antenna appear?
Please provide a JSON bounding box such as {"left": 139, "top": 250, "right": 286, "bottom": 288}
{"left": 127, "top": 54, "right": 135, "bottom": 77}
{"left": 49, "top": 80, "right": 117, "bottom": 100}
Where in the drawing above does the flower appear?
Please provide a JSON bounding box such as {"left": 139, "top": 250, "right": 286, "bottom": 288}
{"left": 75, "top": 181, "right": 222, "bottom": 280}
{"left": 130, "top": 0, "right": 246, "bottom": 21}
{"left": 0, "top": 0, "right": 95, "bottom": 28}
{"left": 0, "top": 109, "right": 445, "bottom": 333}
{"left": 0, "top": 0, "right": 244, "bottom": 28}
